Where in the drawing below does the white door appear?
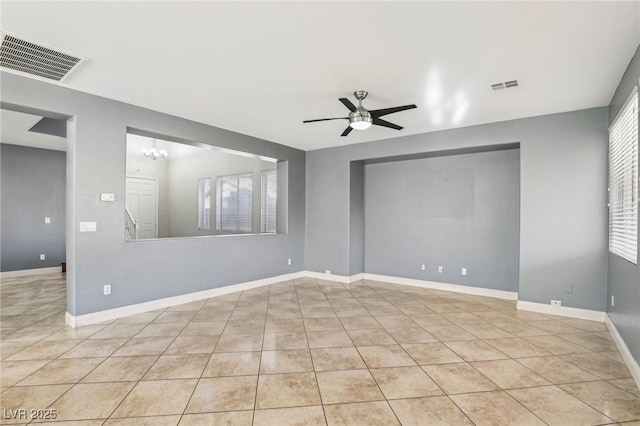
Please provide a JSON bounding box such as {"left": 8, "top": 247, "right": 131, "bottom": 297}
{"left": 126, "top": 177, "right": 157, "bottom": 239}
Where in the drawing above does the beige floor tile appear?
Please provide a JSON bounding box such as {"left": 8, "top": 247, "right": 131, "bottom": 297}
{"left": 560, "top": 380, "right": 640, "bottom": 422}
{"left": 179, "top": 411, "right": 253, "bottom": 425}
{"left": 6, "top": 340, "right": 81, "bottom": 361}
{"left": 523, "top": 335, "right": 591, "bottom": 355}
{"left": 136, "top": 323, "right": 185, "bottom": 338}
{"left": 599, "top": 350, "right": 626, "bottom": 363}
{"left": 451, "top": 390, "right": 546, "bottom": 426}
{"left": 483, "top": 337, "right": 550, "bottom": 358}
{"left": 316, "top": 369, "right": 384, "bottom": 404}
{"left": 527, "top": 320, "right": 583, "bottom": 334}
{"left": 324, "top": 401, "right": 399, "bottom": 426}
{"left": 253, "top": 406, "right": 326, "bottom": 426}
{"left": 152, "top": 311, "right": 196, "bottom": 324}
{"left": 389, "top": 396, "right": 472, "bottom": 426}
{"left": 82, "top": 356, "right": 157, "bottom": 382}
{"left": 515, "top": 356, "right": 600, "bottom": 384}
{"left": 260, "top": 349, "right": 313, "bottom": 374}
{"left": 265, "top": 318, "right": 306, "bottom": 333}
{"left": 310, "top": 347, "right": 366, "bottom": 371}
{"left": 401, "top": 342, "right": 464, "bottom": 365}
{"left": 191, "top": 309, "right": 232, "bottom": 322}
{"left": 185, "top": 376, "right": 257, "bottom": 413}
{"left": 560, "top": 318, "right": 608, "bottom": 332}
{"left": 303, "top": 317, "right": 345, "bottom": 332}
{"left": 374, "top": 315, "right": 418, "bottom": 329}
{"left": 43, "top": 325, "right": 105, "bottom": 341}
{"left": 560, "top": 353, "right": 631, "bottom": 379}
{"left": 559, "top": 332, "right": 618, "bottom": 352}
{"left": 508, "top": 385, "right": 614, "bottom": 426}
{"left": 0, "top": 359, "right": 50, "bottom": 386}
{"left": 104, "top": 416, "right": 180, "bottom": 425}
{"left": 168, "top": 300, "right": 207, "bottom": 312}
{"left": 385, "top": 327, "right": 437, "bottom": 344}
{"left": 442, "top": 312, "right": 485, "bottom": 325}
{"left": 17, "top": 357, "right": 104, "bottom": 385}
{"left": 370, "top": 366, "right": 442, "bottom": 399}
{"left": 301, "top": 307, "right": 336, "bottom": 319}
{"left": 112, "top": 379, "right": 197, "bottom": 417}
{"left": 364, "top": 305, "right": 403, "bottom": 316}
{"left": 164, "top": 335, "right": 218, "bottom": 354}
{"left": 0, "top": 384, "right": 71, "bottom": 416}
{"left": 4, "top": 326, "right": 62, "bottom": 342}
{"left": 179, "top": 321, "right": 226, "bottom": 336}
{"left": 422, "top": 363, "right": 498, "bottom": 394}
{"left": 356, "top": 345, "right": 416, "bottom": 368}
{"left": 142, "top": 354, "right": 208, "bottom": 379}
{"left": 347, "top": 329, "right": 396, "bottom": 346}
{"left": 256, "top": 372, "right": 321, "bottom": 409}
{"left": 472, "top": 359, "right": 550, "bottom": 389}
{"left": 445, "top": 340, "right": 508, "bottom": 361}
{"left": 214, "top": 333, "right": 263, "bottom": 352}
{"left": 202, "top": 351, "right": 261, "bottom": 377}
{"left": 609, "top": 378, "right": 640, "bottom": 397}
{"left": 112, "top": 312, "right": 161, "bottom": 325}
{"left": 459, "top": 323, "right": 516, "bottom": 339}
{"left": 410, "top": 313, "right": 454, "bottom": 328}
{"left": 223, "top": 319, "right": 266, "bottom": 335}
{"left": 340, "top": 316, "right": 382, "bottom": 330}
{"left": 426, "top": 325, "right": 477, "bottom": 342}
{"left": 58, "top": 339, "right": 128, "bottom": 359}
{"left": 52, "top": 382, "right": 136, "bottom": 421}
{"left": 0, "top": 342, "right": 32, "bottom": 360}
{"left": 306, "top": 330, "right": 353, "bottom": 348}
{"left": 111, "top": 337, "right": 174, "bottom": 356}
{"left": 89, "top": 323, "right": 147, "bottom": 339}
{"left": 262, "top": 332, "right": 308, "bottom": 350}
{"left": 493, "top": 320, "right": 551, "bottom": 337}
{"left": 35, "top": 420, "right": 104, "bottom": 426}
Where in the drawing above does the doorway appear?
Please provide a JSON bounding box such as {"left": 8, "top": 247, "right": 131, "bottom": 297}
{"left": 126, "top": 177, "right": 158, "bottom": 239}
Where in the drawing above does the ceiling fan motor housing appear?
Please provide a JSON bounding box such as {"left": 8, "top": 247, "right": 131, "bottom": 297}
{"left": 349, "top": 108, "right": 373, "bottom": 129}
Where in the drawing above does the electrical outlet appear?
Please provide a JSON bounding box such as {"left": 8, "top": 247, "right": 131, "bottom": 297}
{"left": 461, "top": 268, "right": 467, "bottom": 275}
{"left": 103, "top": 285, "right": 111, "bottom": 295}
{"left": 325, "top": 270, "right": 331, "bottom": 275}
{"left": 421, "top": 264, "right": 426, "bottom": 271}
{"left": 550, "top": 299, "right": 562, "bottom": 306}
{"left": 39, "top": 254, "right": 45, "bottom": 261}
{"left": 287, "top": 258, "right": 291, "bottom": 266}
{"left": 611, "top": 295, "right": 615, "bottom": 307}
{"left": 438, "top": 266, "right": 443, "bottom": 273}
{"left": 45, "top": 217, "right": 51, "bottom": 224}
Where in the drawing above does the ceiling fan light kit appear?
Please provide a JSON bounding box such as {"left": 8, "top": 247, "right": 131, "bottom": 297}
{"left": 303, "top": 90, "right": 417, "bottom": 137}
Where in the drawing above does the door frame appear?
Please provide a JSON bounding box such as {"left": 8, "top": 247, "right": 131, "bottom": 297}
{"left": 125, "top": 175, "right": 159, "bottom": 239}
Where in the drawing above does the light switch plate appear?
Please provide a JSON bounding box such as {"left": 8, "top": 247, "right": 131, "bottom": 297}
{"left": 45, "top": 217, "right": 51, "bottom": 224}
{"left": 100, "top": 193, "right": 115, "bottom": 202}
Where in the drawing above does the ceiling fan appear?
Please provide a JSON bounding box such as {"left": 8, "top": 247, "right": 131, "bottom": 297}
{"left": 303, "top": 90, "right": 417, "bottom": 137}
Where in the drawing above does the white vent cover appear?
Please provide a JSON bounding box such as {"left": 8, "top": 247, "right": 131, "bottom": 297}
{"left": 0, "top": 32, "right": 86, "bottom": 82}
{"left": 490, "top": 79, "right": 519, "bottom": 91}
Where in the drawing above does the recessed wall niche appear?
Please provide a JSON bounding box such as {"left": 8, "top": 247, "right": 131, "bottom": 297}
{"left": 125, "top": 132, "right": 280, "bottom": 240}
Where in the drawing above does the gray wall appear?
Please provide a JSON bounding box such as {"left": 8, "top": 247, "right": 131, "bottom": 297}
{"left": 1, "top": 143, "right": 66, "bottom": 271}
{"left": 607, "top": 44, "right": 640, "bottom": 365}
{"left": 363, "top": 149, "right": 520, "bottom": 292}
{"left": 306, "top": 107, "right": 608, "bottom": 311}
{"left": 1, "top": 72, "right": 305, "bottom": 316}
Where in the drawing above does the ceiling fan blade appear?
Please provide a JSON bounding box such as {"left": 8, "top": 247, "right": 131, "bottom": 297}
{"left": 370, "top": 104, "right": 417, "bottom": 118}
{"left": 373, "top": 117, "right": 403, "bottom": 130}
{"left": 339, "top": 98, "right": 357, "bottom": 112}
{"left": 303, "top": 117, "right": 348, "bottom": 123}
{"left": 341, "top": 126, "right": 353, "bottom": 137}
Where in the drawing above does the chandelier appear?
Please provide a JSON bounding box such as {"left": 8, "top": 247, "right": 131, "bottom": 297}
{"left": 141, "top": 139, "right": 168, "bottom": 160}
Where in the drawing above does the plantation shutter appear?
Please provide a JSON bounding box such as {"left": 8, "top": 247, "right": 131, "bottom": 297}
{"left": 261, "top": 169, "right": 277, "bottom": 233}
{"left": 609, "top": 87, "right": 638, "bottom": 264}
{"left": 216, "top": 173, "right": 253, "bottom": 232}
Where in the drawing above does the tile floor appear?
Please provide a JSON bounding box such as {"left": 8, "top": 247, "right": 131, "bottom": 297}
{"left": 1, "top": 273, "right": 640, "bottom": 425}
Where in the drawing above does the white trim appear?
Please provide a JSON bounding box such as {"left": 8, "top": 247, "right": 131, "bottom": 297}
{"left": 65, "top": 272, "right": 304, "bottom": 328}
{"left": 301, "top": 271, "right": 365, "bottom": 284}
{"left": 605, "top": 314, "right": 640, "bottom": 390}
{"left": 1, "top": 266, "right": 62, "bottom": 279}
{"left": 362, "top": 273, "right": 518, "bottom": 300}
{"left": 516, "top": 300, "right": 606, "bottom": 322}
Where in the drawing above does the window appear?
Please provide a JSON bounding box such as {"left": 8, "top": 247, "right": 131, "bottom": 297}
{"left": 609, "top": 87, "right": 638, "bottom": 264}
{"left": 261, "top": 169, "right": 277, "bottom": 233}
{"left": 216, "top": 173, "right": 252, "bottom": 232}
{"left": 197, "top": 178, "right": 211, "bottom": 230}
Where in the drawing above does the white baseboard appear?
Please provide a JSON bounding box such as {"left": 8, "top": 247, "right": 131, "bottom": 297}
{"left": 605, "top": 314, "right": 640, "bottom": 391}
{"left": 65, "top": 271, "right": 304, "bottom": 328}
{"left": 362, "top": 273, "right": 519, "bottom": 301}
{"left": 1, "top": 266, "right": 62, "bottom": 279}
{"left": 301, "top": 270, "right": 364, "bottom": 284}
{"left": 516, "top": 300, "right": 606, "bottom": 322}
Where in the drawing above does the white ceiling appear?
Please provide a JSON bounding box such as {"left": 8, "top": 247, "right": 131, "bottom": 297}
{"left": 0, "top": 109, "right": 66, "bottom": 151}
{"left": 1, "top": 1, "right": 639, "bottom": 151}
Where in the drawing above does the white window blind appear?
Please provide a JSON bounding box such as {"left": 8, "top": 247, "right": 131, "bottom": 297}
{"left": 197, "top": 177, "right": 211, "bottom": 230}
{"left": 261, "top": 169, "right": 277, "bottom": 233}
{"left": 609, "top": 87, "right": 638, "bottom": 264}
{"left": 216, "top": 173, "right": 252, "bottom": 232}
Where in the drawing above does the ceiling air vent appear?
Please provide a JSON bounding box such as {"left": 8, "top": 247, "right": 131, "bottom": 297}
{"left": 0, "top": 32, "right": 86, "bottom": 82}
{"left": 490, "top": 79, "right": 519, "bottom": 91}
